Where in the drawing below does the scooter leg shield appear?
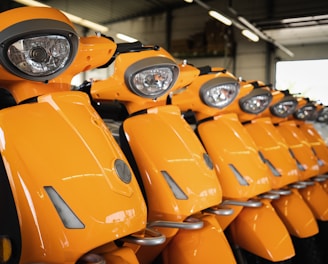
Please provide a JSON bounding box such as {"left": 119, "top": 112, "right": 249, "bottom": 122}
{"left": 229, "top": 200, "right": 295, "bottom": 261}
{"left": 161, "top": 215, "right": 236, "bottom": 264}
{"left": 271, "top": 189, "right": 318, "bottom": 237}
{"left": 298, "top": 182, "right": 328, "bottom": 221}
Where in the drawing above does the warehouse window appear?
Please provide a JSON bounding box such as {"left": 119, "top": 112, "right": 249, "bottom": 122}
{"left": 275, "top": 59, "right": 328, "bottom": 105}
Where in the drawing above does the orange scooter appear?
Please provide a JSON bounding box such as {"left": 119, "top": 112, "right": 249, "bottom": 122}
{"left": 0, "top": 6, "right": 165, "bottom": 264}
{"left": 83, "top": 43, "right": 236, "bottom": 263}
{"left": 273, "top": 96, "right": 328, "bottom": 222}
{"left": 238, "top": 84, "right": 322, "bottom": 263}
{"left": 170, "top": 66, "right": 295, "bottom": 263}
{"left": 274, "top": 96, "right": 328, "bottom": 263}
{"left": 296, "top": 102, "right": 328, "bottom": 186}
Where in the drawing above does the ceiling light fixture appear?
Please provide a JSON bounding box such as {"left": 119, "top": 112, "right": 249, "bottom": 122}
{"left": 208, "top": 10, "right": 232, "bottom": 26}
{"left": 184, "top": 0, "right": 194, "bottom": 3}
{"left": 242, "top": 29, "right": 259, "bottom": 42}
{"left": 116, "top": 33, "right": 138, "bottom": 43}
{"left": 237, "top": 15, "right": 294, "bottom": 56}
{"left": 13, "top": 0, "right": 109, "bottom": 32}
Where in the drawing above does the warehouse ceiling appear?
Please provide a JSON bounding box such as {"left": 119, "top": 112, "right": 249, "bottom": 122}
{"left": 9, "top": 0, "right": 328, "bottom": 46}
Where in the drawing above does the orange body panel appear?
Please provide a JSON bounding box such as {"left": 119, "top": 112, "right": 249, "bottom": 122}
{"left": 197, "top": 113, "right": 271, "bottom": 200}
{"left": 122, "top": 105, "right": 231, "bottom": 263}
{"left": 276, "top": 120, "right": 320, "bottom": 180}
{"left": 162, "top": 215, "right": 236, "bottom": 264}
{"left": 229, "top": 200, "right": 295, "bottom": 261}
{"left": 244, "top": 117, "right": 299, "bottom": 186}
{"left": 0, "top": 91, "right": 146, "bottom": 263}
{"left": 123, "top": 105, "right": 222, "bottom": 221}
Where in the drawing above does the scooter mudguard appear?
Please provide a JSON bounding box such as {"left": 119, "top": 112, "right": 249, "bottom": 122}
{"left": 271, "top": 189, "right": 318, "bottom": 237}
{"left": 197, "top": 113, "right": 271, "bottom": 200}
{"left": 298, "top": 182, "right": 328, "bottom": 221}
{"left": 0, "top": 91, "right": 146, "bottom": 263}
{"left": 276, "top": 120, "right": 320, "bottom": 180}
{"left": 161, "top": 214, "right": 236, "bottom": 264}
{"left": 122, "top": 105, "right": 222, "bottom": 221}
{"left": 229, "top": 199, "right": 295, "bottom": 261}
{"left": 244, "top": 117, "right": 299, "bottom": 187}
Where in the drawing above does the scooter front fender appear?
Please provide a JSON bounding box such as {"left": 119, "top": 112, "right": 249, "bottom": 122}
{"left": 229, "top": 200, "right": 295, "bottom": 261}
{"left": 271, "top": 189, "right": 318, "bottom": 237}
{"left": 0, "top": 91, "right": 146, "bottom": 263}
{"left": 161, "top": 214, "right": 236, "bottom": 264}
{"left": 298, "top": 182, "right": 328, "bottom": 220}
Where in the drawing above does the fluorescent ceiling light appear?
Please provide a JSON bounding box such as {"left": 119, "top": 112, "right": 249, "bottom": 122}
{"left": 242, "top": 29, "right": 259, "bottom": 42}
{"left": 13, "top": 0, "right": 108, "bottom": 32}
{"left": 116, "top": 33, "right": 138, "bottom": 43}
{"left": 208, "top": 10, "right": 232, "bottom": 26}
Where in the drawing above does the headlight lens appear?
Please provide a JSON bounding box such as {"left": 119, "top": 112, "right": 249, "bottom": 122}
{"left": 317, "top": 107, "right": 328, "bottom": 122}
{"left": 270, "top": 96, "right": 298, "bottom": 117}
{"left": 239, "top": 89, "right": 272, "bottom": 114}
{"left": 293, "top": 103, "right": 317, "bottom": 120}
{"left": 8, "top": 35, "right": 71, "bottom": 77}
{"left": 200, "top": 76, "right": 239, "bottom": 108}
{"left": 0, "top": 18, "right": 79, "bottom": 82}
{"left": 125, "top": 57, "right": 179, "bottom": 98}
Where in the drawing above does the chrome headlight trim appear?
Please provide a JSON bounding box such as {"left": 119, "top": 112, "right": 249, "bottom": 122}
{"left": 124, "top": 57, "right": 179, "bottom": 99}
{"left": 239, "top": 89, "right": 273, "bottom": 114}
{"left": 199, "top": 76, "right": 240, "bottom": 108}
{"left": 0, "top": 19, "right": 79, "bottom": 82}
{"left": 293, "top": 103, "right": 317, "bottom": 120}
{"left": 270, "top": 96, "right": 298, "bottom": 118}
{"left": 317, "top": 107, "right": 328, "bottom": 123}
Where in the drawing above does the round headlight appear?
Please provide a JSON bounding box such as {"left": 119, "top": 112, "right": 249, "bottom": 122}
{"left": 199, "top": 76, "right": 239, "bottom": 108}
{"left": 270, "top": 96, "right": 298, "bottom": 117}
{"left": 294, "top": 103, "right": 317, "bottom": 120}
{"left": 125, "top": 57, "right": 179, "bottom": 99}
{"left": 317, "top": 107, "right": 328, "bottom": 123}
{"left": 239, "top": 89, "right": 272, "bottom": 114}
{"left": 0, "top": 19, "right": 79, "bottom": 82}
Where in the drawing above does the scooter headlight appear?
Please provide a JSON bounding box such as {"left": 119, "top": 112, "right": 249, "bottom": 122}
{"left": 317, "top": 107, "right": 328, "bottom": 123}
{"left": 0, "top": 17, "right": 79, "bottom": 82}
{"left": 270, "top": 96, "right": 298, "bottom": 118}
{"left": 239, "top": 89, "right": 272, "bottom": 114}
{"left": 294, "top": 103, "right": 317, "bottom": 120}
{"left": 125, "top": 57, "right": 179, "bottom": 98}
{"left": 199, "top": 77, "right": 239, "bottom": 108}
